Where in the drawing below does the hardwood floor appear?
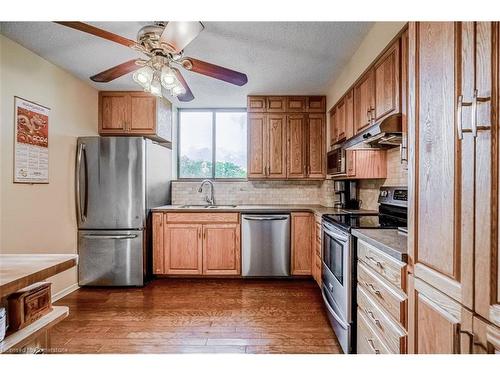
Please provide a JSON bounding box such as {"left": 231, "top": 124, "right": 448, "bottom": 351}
{"left": 51, "top": 278, "right": 341, "bottom": 354}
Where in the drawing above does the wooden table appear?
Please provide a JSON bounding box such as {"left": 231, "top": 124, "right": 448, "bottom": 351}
{"left": 0, "top": 254, "right": 77, "bottom": 353}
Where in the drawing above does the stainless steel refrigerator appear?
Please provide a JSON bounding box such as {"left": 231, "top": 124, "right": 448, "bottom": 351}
{"left": 76, "top": 137, "right": 171, "bottom": 286}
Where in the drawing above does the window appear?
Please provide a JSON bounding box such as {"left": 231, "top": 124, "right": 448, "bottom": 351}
{"left": 178, "top": 109, "right": 247, "bottom": 179}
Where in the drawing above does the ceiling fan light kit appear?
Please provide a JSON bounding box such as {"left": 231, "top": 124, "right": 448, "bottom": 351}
{"left": 54, "top": 21, "right": 248, "bottom": 102}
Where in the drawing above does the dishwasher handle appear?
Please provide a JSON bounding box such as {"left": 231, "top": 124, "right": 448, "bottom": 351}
{"left": 243, "top": 215, "right": 290, "bottom": 221}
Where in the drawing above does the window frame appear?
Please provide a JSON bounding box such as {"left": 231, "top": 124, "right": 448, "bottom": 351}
{"left": 177, "top": 108, "right": 248, "bottom": 181}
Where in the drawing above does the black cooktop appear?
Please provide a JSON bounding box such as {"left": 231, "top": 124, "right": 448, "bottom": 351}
{"left": 323, "top": 213, "right": 406, "bottom": 230}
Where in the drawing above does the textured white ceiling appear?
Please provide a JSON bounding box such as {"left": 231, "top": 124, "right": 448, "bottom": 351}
{"left": 0, "top": 22, "right": 373, "bottom": 108}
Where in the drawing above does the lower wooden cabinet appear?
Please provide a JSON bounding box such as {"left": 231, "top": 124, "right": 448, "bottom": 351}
{"left": 408, "top": 275, "right": 473, "bottom": 354}
{"left": 291, "top": 212, "right": 313, "bottom": 276}
{"left": 202, "top": 224, "right": 241, "bottom": 275}
{"left": 152, "top": 213, "right": 240, "bottom": 276}
{"left": 164, "top": 224, "right": 203, "bottom": 275}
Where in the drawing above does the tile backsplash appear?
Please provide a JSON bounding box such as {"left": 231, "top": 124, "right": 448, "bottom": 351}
{"left": 172, "top": 180, "right": 336, "bottom": 207}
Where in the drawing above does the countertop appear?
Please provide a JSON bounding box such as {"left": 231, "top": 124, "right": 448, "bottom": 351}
{"left": 152, "top": 204, "right": 378, "bottom": 216}
{"left": 351, "top": 229, "right": 408, "bottom": 262}
{"left": 0, "top": 254, "right": 78, "bottom": 297}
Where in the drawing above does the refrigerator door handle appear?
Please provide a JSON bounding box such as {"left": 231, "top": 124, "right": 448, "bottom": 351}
{"left": 76, "top": 143, "right": 87, "bottom": 223}
{"left": 82, "top": 234, "right": 138, "bottom": 240}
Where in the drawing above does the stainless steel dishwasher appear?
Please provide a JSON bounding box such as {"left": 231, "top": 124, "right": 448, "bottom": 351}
{"left": 241, "top": 214, "right": 290, "bottom": 277}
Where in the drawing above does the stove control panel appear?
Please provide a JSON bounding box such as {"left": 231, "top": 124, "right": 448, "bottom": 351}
{"left": 378, "top": 186, "right": 408, "bottom": 207}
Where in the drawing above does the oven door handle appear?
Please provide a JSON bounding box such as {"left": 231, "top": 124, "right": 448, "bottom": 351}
{"left": 321, "top": 289, "right": 349, "bottom": 330}
{"left": 323, "top": 228, "right": 349, "bottom": 242}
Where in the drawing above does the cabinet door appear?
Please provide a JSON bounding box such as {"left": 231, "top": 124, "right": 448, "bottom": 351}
{"left": 307, "top": 96, "right": 326, "bottom": 113}
{"left": 307, "top": 114, "right": 326, "bottom": 179}
{"left": 354, "top": 69, "right": 375, "bottom": 133}
{"left": 471, "top": 22, "right": 497, "bottom": 322}
{"left": 247, "top": 113, "right": 267, "bottom": 179}
{"left": 267, "top": 114, "right": 287, "bottom": 178}
{"left": 407, "top": 22, "right": 472, "bottom": 305}
{"left": 247, "top": 96, "right": 266, "bottom": 112}
{"left": 374, "top": 40, "right": 400, "bottom": 121}
{"left": 202, "top": 224, "right": 241, "bottom": 275}
{"left": 99, "top": 92, "right": 129, "bottom": 133}
{"left": 291, "top": 212, "right": 312, "bottom": 275}
{"left": 286, "top": 96, "right": 307, "bottom": 112}
{"left": 164, "top": 224, "right": 202, "bottom": 275}
{"left": 152, "top": 213, "right": 164, "bottom": 274}
{"left": 345, "top": 89, "right": 355, "bottom": 139}
{"left": 346, "top": 150, "right": 387, "bottom": 179}
{"left": 408, "top": 275, "right": 473, "bottom": 354}
{"left": 336, "top": 97, "right": 346, "bottom": 141}
{"left": 329, "top": 108, "right": 337, "bottom": 147}
{"left": 129, "top": 93, "right": 156, "bottom": 133}
{"left": 267, "top": 96, "right": 286, "bottom": 112}
{"left": 287, "top": 114, "right": 307, "bottom": 178}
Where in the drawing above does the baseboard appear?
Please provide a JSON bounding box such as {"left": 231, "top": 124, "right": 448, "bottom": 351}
{"left": 52, "top": 283, "right": 79, "bottom": 303}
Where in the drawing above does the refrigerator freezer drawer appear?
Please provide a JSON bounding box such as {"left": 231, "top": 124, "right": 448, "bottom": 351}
{"left": 78, "top": 230, "right": 144, "bottom": 286}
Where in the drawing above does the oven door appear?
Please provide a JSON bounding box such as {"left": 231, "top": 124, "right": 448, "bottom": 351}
{"left": 321, "top": 221, "right": 352, "bottom": 322}
{"left": 327, "top": 148, "right": 345, "bottom": 175}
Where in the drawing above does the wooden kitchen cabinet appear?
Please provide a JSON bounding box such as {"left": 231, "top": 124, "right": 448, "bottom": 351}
{"left": 408, "top": 275, "right": 473, "bottom": 354}
{"left": 291, "top": 212, "right": 313, "bottom": 276}
{"left": 345, "top": 149, "right": 387, "bottom": 179}
{"left": 287, "top": 114, "right": 307, "bottom": 178}
{"left": 247, "top": 113, "right": 267, "bottom": 178}
{"left": 153, "top": 213, "right": 241, "bottom": 276}
{"left": 329, "top": 107, "right": 337, "bottom": 147}
{"left": 247, "top": 95, "right": 326, "bottom": 180}
{"left": 202, "top": 224, "right": 241, "bottom": 275}
{"left": 345, "top": 89, "right": 355, "bottom": 140}
{"left": 164, "top": 224, "right": 203, "bottom": 275}
{"left": 335, "top": 96, "right": 346, "bottom": 142}
{"left": 307, "top": 96, "right": 326, "bottom": 113}
{"left": 354, "top": 69, "right": 375, "bottom": 133}
{"left": 306, "top": 114, "right": 326, "bottom": 179}
{"left": 373, "top": 40, "right": 400, "bottom": 121}
{"left": 99, "top": 91, "right": 172, "bottom": 143}
{"left": 247, "top": 96, "right": 267, "bottom": 112}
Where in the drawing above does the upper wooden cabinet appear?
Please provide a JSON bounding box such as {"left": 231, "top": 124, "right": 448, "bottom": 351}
{"left": 329, "top": 107, "right": 337, "bottom": 147}
{"left": 287, "top": 96, "right": 307, "bottom": 112}
{"left": 354, "top": 69, "right": 376, "bottom": 133}
{"left": 99, "top": 91, "right": 172, "bottom": 143}
{"left": 345, "top": 149, "right": 387, "bottom": 179}
{"left": 373, "top": 40, "right": 400, "bottom": 121}
{"left": 287, "top": 114, "right": 307, "bottom": 178}
{"left": 345, "top": 89, "right": 355, "bottom": 140}
{"left": 291, "top": 212, "right": 313, "bottom": 276}
{"left": 247, "top": 95, "right": 326, "bottom": 113}
{"left": 247, "top": 95, "right": 326, "bottom": 180}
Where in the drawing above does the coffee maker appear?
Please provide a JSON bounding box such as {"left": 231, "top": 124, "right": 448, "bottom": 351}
{"left": 333, "top": 180, "right": 360, "bottom": 209}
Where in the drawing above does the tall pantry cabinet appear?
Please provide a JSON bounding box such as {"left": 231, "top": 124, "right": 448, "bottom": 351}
{"left": 407, "top": 22, "right": 500, "bottom": 353}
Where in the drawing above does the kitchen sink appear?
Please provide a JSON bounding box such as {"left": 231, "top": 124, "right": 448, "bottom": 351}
{"left": 179, "top": 204, "right": 238, "bottom": 209}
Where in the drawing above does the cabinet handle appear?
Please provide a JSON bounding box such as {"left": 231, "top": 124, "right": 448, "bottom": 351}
{"left": 198, "top": 229, "right": 201, "bottom": 239}
{"left": 365, "top": 255, "right": 384, "bottom": 269}
{"left": 366, "top": 339, "right": 380, "bottom": 354}
{"left": 366, "top": 282, "right": 383, "bottom": 298}
{"left": 367, "top": 310, "right": 382, "bottom": 328}
{"left": 366, "top": 109, "right": 371, "bottom": 123}
{"left": 399, "top": 143, "right": 407, "bottom": 165}
{"left": 471, "top": 89, "right": 491, "bottom": 138}
{"left": 203, "top": 230, "right": 206, "bottom": 240}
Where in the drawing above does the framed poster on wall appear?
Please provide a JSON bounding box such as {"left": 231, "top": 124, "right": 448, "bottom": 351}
{"left": 13, "top": 96, "right": 50, "bottom": 184}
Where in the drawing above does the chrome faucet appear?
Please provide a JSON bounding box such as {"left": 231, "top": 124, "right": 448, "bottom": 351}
{"left": 198, "top": 180, "right": 215, "bottom": 205}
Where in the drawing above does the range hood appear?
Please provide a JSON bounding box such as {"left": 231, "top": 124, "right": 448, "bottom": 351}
{"left": 344, "top": 114, "right": 403, "bottom": 150}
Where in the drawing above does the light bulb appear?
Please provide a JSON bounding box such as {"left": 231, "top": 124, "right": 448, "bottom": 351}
{"left": 160, "top": 66, "right": 177, "bottom": 89}
{"left": 133, "top": 66, "right": 153, "bottom": 87}
{"left": 150, "top": 78, "right": 162, "bottom": 97}
{"left": 172, "top": 84, "right": 186, "bottom": 96}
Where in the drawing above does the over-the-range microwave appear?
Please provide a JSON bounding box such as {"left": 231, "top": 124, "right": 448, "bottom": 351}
{"left": 327, "top": 147, "right": 345, "bottom": 176}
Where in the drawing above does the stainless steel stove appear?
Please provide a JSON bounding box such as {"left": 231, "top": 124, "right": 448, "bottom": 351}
{"left": 320, "top": 186, "right": 407, "bottom": 353}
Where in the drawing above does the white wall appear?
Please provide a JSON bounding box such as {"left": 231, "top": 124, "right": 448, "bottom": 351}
{"left": 0, "top": 35, "right": 98, "bottom": 295}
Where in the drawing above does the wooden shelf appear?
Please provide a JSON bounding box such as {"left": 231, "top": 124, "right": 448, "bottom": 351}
{"left": 0, "top": 306, "right": 69, "bottom": 353}
{"left": 0, "top": 254, "right": 77, "bottom": 298}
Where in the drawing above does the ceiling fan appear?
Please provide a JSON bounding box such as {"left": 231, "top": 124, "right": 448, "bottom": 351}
{"left": 54, "top": 21, "right": 248, "bottom": 102}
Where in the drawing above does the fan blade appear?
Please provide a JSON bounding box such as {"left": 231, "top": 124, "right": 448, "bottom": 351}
{"left": 181, "top": 57, "right": 248, "bottom": 86}
{"left": 54, "top": 22, "right": 137, "bottom": 48}
{"left": 90, "top": 59, "right": 141, "bottom": 82}
{"left": 160, "top": 21, "right": 204, "bottom": 53}
{"left": 171, "top": 68, "right": 194, "bottom": 102}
